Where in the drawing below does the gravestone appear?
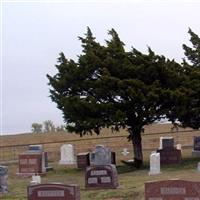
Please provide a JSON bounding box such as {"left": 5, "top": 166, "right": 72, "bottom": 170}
{"left": 121, "top": 148, "right": 130, "bottom": 156}
{"left": 149, "top": 152, "right": 161, "bottom": 175}
{"left": 192, "top": 136, "right": 200, "bottom": 157}
{"left": 18, "top": 152, "right": 44, "bottom": 175}
{"left": 157, "top": 136, "right": 181, "bottom": 165}
{"left": 90, "top": 145, "right": 116, "bottom": 166}
{"left": 145, "top": 179, "right": 200, "bottom": 200}
{"left": 77, "top": 152, "right": 90, "bottom": 169}
{"left": 59, "top": 144, "right": 76, "bottom": 165}
{"left": 197, "top": 162, "right": 200, "bottom": 172}
{"left": 85, "top": 164, "right": 118, "bottom": 189}
{"left": 0, "top": 166, "right": 8, "bottom": 194}
{"left": 27, "top": 183, "right": 80, "bottom": 200}
{"left": 31, "top": 175, "right": 41, "bottom": 185}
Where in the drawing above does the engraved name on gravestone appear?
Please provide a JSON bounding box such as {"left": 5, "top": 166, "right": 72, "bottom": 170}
{"left": 59, "top": 144, "right": 76, "bottom": 165}
{"left": 145, "top": 180, "right": 200, "bottom": 200}
{"left": 85, "top": 164, "right": 118, "bottom": 189}
{"left": 18, "top": 153, "right": 43, "bottom": 174}
{"left": 0, "top": 166, "right": 8, "bottom": 194}
{"left": 27, "top": 183, "right": 80, "bottom": 200}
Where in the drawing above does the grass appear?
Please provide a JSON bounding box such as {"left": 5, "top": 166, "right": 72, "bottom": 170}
{"left": 1, "top": 151, "right": 200, "bottom": 200}
{"left": 0, "top": 124, "right": 200, "bottom": 199}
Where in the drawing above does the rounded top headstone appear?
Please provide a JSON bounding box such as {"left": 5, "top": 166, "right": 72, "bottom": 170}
{"left": 0, "top": 166, "right": 8, "bottom": 176}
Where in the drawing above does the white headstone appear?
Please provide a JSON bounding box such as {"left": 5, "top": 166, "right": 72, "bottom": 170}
{"left": 31, "top": 175, "right": 41, "bottom": 184}
{"left": 149, "top": 152, "right": 161, "bottom": 175}
{"left": 176, "top": 144, "right": 182, "bottom": 151}
{"left": 59, "top": 144, "right": 76, "bottom": 165}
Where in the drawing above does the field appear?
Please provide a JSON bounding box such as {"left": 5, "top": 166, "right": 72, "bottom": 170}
{"left": 1, "top": 123, "right": 200, "bottom": 200}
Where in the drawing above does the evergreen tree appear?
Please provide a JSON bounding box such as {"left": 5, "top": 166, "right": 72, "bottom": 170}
{"left": 47, "top": 28, "right": 182, "bottom": 167}
{"left": 174, "top": 29, "right": 200, "bottom": 129}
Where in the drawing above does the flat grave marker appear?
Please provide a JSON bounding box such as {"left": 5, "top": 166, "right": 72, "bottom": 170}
{"left": 145, "top": 179, "right": 200, "bottom": 200}
{"left": 27, "top": 183, "right": 80, "bottom": 200}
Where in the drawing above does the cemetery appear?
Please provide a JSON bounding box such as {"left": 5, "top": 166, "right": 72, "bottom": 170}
{"left": 1, "top": 124, "right": 200, "bottom": 200}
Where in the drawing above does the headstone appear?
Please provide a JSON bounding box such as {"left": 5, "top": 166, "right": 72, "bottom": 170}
{"left": 59, "top": 144, "right": 76, "bottom": 165}
{"left": 157, "top": 148, "right": 181, "bottom": 165}
{"left": 28, "top": 145, "right": 43, "bottom": 152}
{"left": 27, "top": 145, "right": 50, "bottom": 172}
{"left": 85, "top": 164, "right": 118, "bottom": 189}
{"left": 197, "top": 162, "right": 200, "bottom": 172}
{"left": 149, "top": 152, "right": 160, "bottom": 175}
{"left": 27, "top": 183, "right": 80, "bottom": 200}
{"left": 18, "top": 152, "right": 44, "bottom": 175}
{"left": 192, "top": 136, "right": 200, "bottom": 157}
{"left": 176, "top": 144, "right": 182, "bottom": 151}
{"left": 77, "top": 152, "right": 90, "bottom": 169}
{"left": 159, "top": 137, "right": 174, "bottom": 149}
{"left": 94, "top": 145, "right": 111, "bottom": 165}
{"left": 31, "top": 175, "right": 41, "bottom": 185}
{"left": 157, "top": 136, "right": 181, "bottom": 165}
{"left": 90, "top": 145, "right": 116, "bottom": 166}
{"left": 145, "top": 179, "right": 200, "bottom": 200}
{"left": 0, "top": 166, "right": 8, "bottom": 194}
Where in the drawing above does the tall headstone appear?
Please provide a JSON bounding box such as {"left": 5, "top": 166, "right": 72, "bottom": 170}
{"left": 192, "top": 136, "right": 200, "bottom": 157}
{"left": 157, "top": 136, "right": 181, "bottom": 165}
{"left": 0, "top": 166, "right": 8, "bottom": 194}
{"left": 59, "top": 144, "right": 76, "bottom": 165}
{"left": 27, "top": 183, "right": 80, "bottom": 200}
{"left": 149, "top": 152, "right": 161, "bottom": 175}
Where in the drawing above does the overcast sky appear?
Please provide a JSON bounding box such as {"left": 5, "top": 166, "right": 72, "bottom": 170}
{"left": 1, "top": 0, "right": 200, "bottom": 135}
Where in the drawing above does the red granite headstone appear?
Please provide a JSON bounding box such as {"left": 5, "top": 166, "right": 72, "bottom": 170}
{"left": 77, "top": 152, "right": 90, "bottom": 169}
{"left": 145, "top": 180, "right": 200, "bottom": 200}
{"left": 18, "top": 153, "right": 43, "bottom": 174}
{"left": 85, "top": 164, "right": 118, "bottom": 189}
{"left": 27, "top": 183, "right": 80, "bottom": 200}
{"left": 157, "top": 149, "right": 181, "bottom": 165}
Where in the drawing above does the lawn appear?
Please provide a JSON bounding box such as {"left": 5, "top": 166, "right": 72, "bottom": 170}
{"left": 1, "top": 149, "right": 200, "bottom": 200}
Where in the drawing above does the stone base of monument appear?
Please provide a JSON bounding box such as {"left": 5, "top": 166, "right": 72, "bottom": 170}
{"left": 192, "top": 150, "right": 200, "bottom": 157}
{"left": 157, "top": 148, "right": 181, "bottom": 165}
{"left": 85, "top": 164, "right": 118, "bottom": 189}
{"left": 27, "top": 183, "right": 80, "bottom": 200}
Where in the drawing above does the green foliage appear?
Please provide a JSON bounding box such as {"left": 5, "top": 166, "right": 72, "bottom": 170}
{"left": 31, "top": 123, "right": 42, "bottom": 133}
{"left": 47, "top": 27, "right": 182, "bottom": 137}
{"left": 175, "top": 28, "right": 200, "bottom": 129}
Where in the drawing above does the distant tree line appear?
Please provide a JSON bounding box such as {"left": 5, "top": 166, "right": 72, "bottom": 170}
{"left": 31, "top": 120, "right": 66, "bottom": 133}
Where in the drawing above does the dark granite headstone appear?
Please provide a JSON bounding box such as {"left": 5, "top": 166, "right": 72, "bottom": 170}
{"left": 77, "top": 152, "right": 90, "bottom": 169}
{"left": 18, "top": 153, "right": 44, "bottom": 175}
{"left": 145, "top": 180, "right": 200, "bottom": 200}
{"left": 157, "top": 149, "right": 181, "bottom": 165}
{"left": 193, "top": 136, "right": 200, "bottom": 151}
{"left": 0, "top": 166, "right": 8, "bottom": 194}
{"left": 27, "top": 183, "right": 80, "bottom": 200}
{"left": 85, "top": 164, "right": 118, "bottom": 189}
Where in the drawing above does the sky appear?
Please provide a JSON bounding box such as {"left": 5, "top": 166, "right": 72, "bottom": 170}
{"left": 1, "top": 0, "right": 200, "bottom": 135}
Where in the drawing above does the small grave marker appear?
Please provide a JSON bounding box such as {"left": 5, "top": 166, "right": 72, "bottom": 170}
{"left": 27, "top": 183, "right": 80, "bottom": 200}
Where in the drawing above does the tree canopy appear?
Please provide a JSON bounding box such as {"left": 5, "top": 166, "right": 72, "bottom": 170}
{"left": 47, "top": 27, "right": 198, "bottom": 167}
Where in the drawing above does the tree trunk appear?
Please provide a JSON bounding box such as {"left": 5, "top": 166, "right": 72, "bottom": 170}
{"left": 130, "top": 126, "right": 143, "bottom": 168}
